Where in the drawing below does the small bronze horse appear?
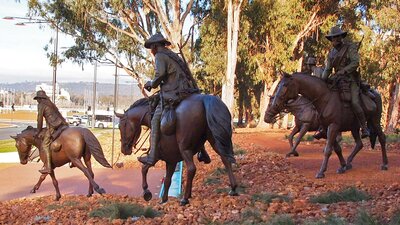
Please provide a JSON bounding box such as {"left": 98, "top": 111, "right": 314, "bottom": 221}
{"left": 11, "top": 126, "right": 111, "bottom": 200}
{"left": 265, "top": 73, "right": 387, "bottom": 178}
{"left": 115, "top": 94, "right": 238, "bottom": 206}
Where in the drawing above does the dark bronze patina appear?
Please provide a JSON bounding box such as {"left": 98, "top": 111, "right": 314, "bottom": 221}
{"left": 11, "top": 126, "right": 111, "bottom": 201}
{"left": 264, "top": 73, "right": 387, "bottom": 178}
{"left": 115, "top": 95, "right": 238, "bottom": 206}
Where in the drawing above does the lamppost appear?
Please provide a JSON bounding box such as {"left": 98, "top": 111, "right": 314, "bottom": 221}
{"left": 3, "top": 16, "right": 59, "bottom": 103}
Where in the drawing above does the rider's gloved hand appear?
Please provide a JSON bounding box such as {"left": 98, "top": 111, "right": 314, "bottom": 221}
{"left": 144, "top": 81, "right": 152, "bottom": 92}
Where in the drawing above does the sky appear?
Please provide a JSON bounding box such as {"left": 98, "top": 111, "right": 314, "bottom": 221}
{"left": 0, "top": 0, "right": 132, "bottom": 84}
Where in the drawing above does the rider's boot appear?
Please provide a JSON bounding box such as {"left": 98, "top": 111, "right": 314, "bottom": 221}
{"left": 138, "top": 129, "right": 159, "bottom": 166}
{"left": 39, "top": 147, "right": 52, "bottom": 174}
{"left": 356, "top": 111, "right": 370, "bottom": 139}
{"left": 313, "top": 127, "right": 327, "bottom": 140}
{"left": 197, "top": 146, "right": 211, "bottom": 164}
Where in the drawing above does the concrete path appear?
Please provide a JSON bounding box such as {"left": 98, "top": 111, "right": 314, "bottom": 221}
{"left": 0, "top": 152, "right": 19, "bottom": 163}
{"left": 0, "top": 162, "right": 164, "bottom": 201}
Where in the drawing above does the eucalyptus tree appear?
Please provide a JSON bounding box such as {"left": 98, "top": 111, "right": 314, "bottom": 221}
{"left": 27, "top": 0, "right": 208, "bottom": 96}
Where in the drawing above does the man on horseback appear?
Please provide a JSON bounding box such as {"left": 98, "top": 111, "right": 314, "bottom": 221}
{"left": 138, "top": 33, "right": 210, "bottom": 166}
{"left": 319, "top": 26, "right": 369, "bottom": 139}
{"left": 304, "top": 56, "right": 323, "bottom": 78}
{"left": 34, "top": 90, "right": 69, "bottom": 174}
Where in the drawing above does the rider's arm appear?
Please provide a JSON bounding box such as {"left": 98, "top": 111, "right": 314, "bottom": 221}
{"left": 151, "top": 53, "right": 168, "bottom": 88}
{"left": 37, "top": 104, "right": 44, "bottom": 132}
{"left": 321, "top": 53, "right": 332, "bottom": 80}
{"left": 342, "top": 44, "right": 360, "bottom": 74}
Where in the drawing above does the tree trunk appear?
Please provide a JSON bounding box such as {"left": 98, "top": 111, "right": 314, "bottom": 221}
{"left": 386, "top": 77, "right": 400, "bottom": 133}
{"left": 222, "top": 0, "right": 243, "bottom": 116}
{"left": 257, "top": 79, "right": 279, "bottom": 128}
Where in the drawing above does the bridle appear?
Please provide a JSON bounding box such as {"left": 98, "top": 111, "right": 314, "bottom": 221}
{"left": 121, "top": 111, "right": 150, "bottom": 154}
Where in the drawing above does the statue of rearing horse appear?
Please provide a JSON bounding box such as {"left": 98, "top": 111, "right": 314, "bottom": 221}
{"left": 115, "top": 94, "right": 238, "bottom": 206}
{"left": 264, "top": 73, "right": 387, "bottom": 178}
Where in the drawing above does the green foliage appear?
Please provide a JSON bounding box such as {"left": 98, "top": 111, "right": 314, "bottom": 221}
{"left": 266, "top": 214, "right": 295, "bottom": 225}
{"left": 303, "top": 215, "right": 347, "bottom": 225}
{"left": 204, "top": 177, "right": 221, "bottom": 185}
{"left": 251, "top": 192, "right": 291, "bottom": 204}
{"left": 353, "top": 209, "right": 380, "bottom": 225}
{"left": 0, "top": 139, "right": 16, "bottom": 153}
{"left": 310, "top": 187, "right": 370, "bottom": 204}
{"left": 46, "top": 201, "right": 87, "bottom": 211}
{"left": 89, "top": 202, "right": 158, "bottom": 220}
{"left": 386, "top": 133, "right": 400, "bottom": 143}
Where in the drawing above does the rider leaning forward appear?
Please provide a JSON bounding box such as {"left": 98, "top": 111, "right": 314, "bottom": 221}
{"left": 138, "top": 33, "right": 210, "bottom": 166}
{"left": 314, "top": 26, "right": 369, "bottom": 139}
{"left": 34, "top": 90, "right": 69, "bottom": 174}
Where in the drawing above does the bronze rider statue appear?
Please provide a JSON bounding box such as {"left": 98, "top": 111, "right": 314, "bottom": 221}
{"left": 305, "top": 56, "right": 323, "bottom": 78}
{"left": 34, "top": 90, "right": 69, "bottom": 174}
{"left": 138, "top": 33, "right": 210, "bottom": 166}
{"left": 314, "top": 26, "right": 369, "bottom": 139}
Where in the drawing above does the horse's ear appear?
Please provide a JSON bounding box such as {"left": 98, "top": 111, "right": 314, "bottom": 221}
{"left": 27, "top": 125, "right": 33, "bottom": 129}
{"left": 10, "top": 135, "right": 17, "bottom": 140}
{"left": 114, "top": 111, "right": 124, "bottom": 118}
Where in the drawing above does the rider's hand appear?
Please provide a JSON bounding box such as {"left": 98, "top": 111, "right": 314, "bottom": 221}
{"left": 144, "top": 81, "right": 152, "bottom": 92}
{"left": 335, "top": 70, "right": 345, "bottom": 76}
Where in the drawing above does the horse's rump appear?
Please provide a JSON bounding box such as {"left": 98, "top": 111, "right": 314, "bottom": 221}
{"left": 360, "top": 92, "right": 377, "bottom": 113}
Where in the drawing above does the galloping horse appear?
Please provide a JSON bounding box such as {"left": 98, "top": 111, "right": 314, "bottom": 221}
{"left": 11, "top": 126, "right": 111, "bottom": 200}
{"left": 264, "top": 73, "right": 387, "bottom": 178}
{"left": 115, "top": 94, "right": 238, "bottom": 206}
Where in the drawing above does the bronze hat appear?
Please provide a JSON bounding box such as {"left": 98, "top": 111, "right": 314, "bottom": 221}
{"left": 305, "top": 57, "right": 316, "bottom": 65}
{"left": 144, "top": 33, "right": 171, "bottom": 49}
{"left": 325, "top": 26, "right": 347, "bottom": 41}
{"left": 33, "top": 90, "right": 49, "bottom": 100}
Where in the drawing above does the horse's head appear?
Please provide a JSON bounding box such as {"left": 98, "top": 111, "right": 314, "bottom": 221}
{"left": 264, "top": 73, "right": 299, "bottom": 123}
{"left": 115, "top": 98, "right": 149, "bottom": 155}
{"left": 11, "top": 126, "right": 37, "bottom": 164}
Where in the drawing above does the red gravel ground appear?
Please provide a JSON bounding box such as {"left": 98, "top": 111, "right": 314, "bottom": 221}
{"left": 1, "top": 129, "right": 399, "bottom": 224}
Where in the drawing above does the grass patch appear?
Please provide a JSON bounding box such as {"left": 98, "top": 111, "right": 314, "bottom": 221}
{"left": 241, "top": 208, "right": 263, "bottom": 223}
{"left": 303, "top": 215, "right": 347, "bottom": 225}
{"left": 251, "top": 192, "right": 291, "bottom": 204}
{"left": 212, "top": 167, "right": 227, "bottom": 176}
{"left": 386, "top": 133, "right": 400, "bottom": 143}
{"left": 89, "top": 202, "right": 158, "bottom": 220}
{"left": 204, "top": 177, "right": 221, "bottom": 185}
{"left": 354, "top": 209, "right": 380, "bottom": 225}
{"left": 266, "top": 214, "right": 295, "bottom": 225}
{"left": 216, "top": 184, "right": 246, "bottom": 194}
{"left": 310, "top": 187, "right": 370, "bottom": 204}
{"left": 0, "top": 139, "right": 16, "bottom": 153}
{"left": 233, "top": 144, "right": 247, "bottom": 155}
{"left": 46, "top": 201, "right": 86, "bottom": 211}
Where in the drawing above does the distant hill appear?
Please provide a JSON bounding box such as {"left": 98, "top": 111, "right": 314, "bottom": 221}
{"left": 0, "top": 81, "right": 142, "bottom": 98}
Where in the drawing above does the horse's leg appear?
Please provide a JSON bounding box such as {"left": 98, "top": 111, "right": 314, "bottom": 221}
{"left": 287, "top": 125, "right": 300, "bottom": 157}
{"left": 345, "top": 128, "right": 364, "bottom": 170}
{"left": 70, "top": 158, "right": 105, "bottom": 194}
{"left": 30, "top": 174, "right": 47, "bottom": 193}
{"left": 333, "top": 139, "right": 347, "bottom": 174}
{"left": 209, "top": 141, "right": 238, "bottom": 196}
{"left": 179, "top": 150, "right": 196, "bottom": 206}
{"left": 141, "top": 164, "right": 152, "bottom": 201}
{"left": 316, "top": 124, "right": 339, "bottom": 178}
{"left": 290, "top": 123, "right": 311, "bottom": 157}
{"left": 160, "top": 162, "right": 178, "bottom": 204}
{"left": 372, "top": 121, "right": 388, "bottom": 170}
{"left": 83, "top": 156, "right": 94, "bottom": 197}
{"left": 49, "top": 171, "right": 61, "bottom": 201}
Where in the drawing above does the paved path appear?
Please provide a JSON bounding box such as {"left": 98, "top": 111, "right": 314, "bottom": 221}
{"left": 0, "top": 163, "right": 164, "bottom": 201}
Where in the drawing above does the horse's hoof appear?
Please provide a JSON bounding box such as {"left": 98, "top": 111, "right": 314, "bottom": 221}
{"left": 180, "top": 198, "right": 189, "bottom": 206}
{"left": 143, "top": 190, "right": 152, "bottom": 201}
{"left": 96, "top": 188, "right": 106, "bottom": 194}
{"left": 346, "top": 164, "right": 353, "bottom": 170}
{"left": 381, "top": 165, "right": 388, "bottom": 171}
{"left": 315, "top": 173, "right": 325, "bottom": 179}
{"left": 159, "top": 199, "right": 168, "bottom": 204}
{"left": 54, "top": 195, "right": 61, "bottom": 201}
{"left": 229, "top": 190, "right": 239, "bottom": 196}
{"left": 285, "top": 153, "right": 292, "bottom": 158}
{"left": 30, "top": 189, "right": 36, "bottom": 194}
{"left": 87, "top": 193, "right": 93, "bottom": 197}
{"left": 336, "top": 167, "right": 346, "bottom": 174}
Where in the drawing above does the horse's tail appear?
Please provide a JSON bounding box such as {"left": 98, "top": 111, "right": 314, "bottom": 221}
{"left": 202, "top": 95, "right": 236, "bottom": 163}
{"left": 368, "top": 89, "right": 383, "bottom": 149}
{"left": 82, "top": 129, "right": 112, "bottom": 168}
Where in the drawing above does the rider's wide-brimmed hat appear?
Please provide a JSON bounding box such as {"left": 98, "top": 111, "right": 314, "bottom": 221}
{"left": 33, "top": 90, "right": 49, "bottom": 100}
{"left": 305, "top": 57, "right": 316, "bottom": 65}
{"left": 325, "top": 26, "right": 347, "bottom": 41}
{"left": 144, "top": 33, "right": 171, "bottom": 49}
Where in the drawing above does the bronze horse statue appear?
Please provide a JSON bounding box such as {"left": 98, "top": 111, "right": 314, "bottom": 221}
{"left": 115, "top": 94, "right": 238, "bottom": 206}
{"left": 264, "top": 73, "right": 387, "bottom": 178}
{"left": 269, "top": 95, "right": 342, "bottom": 157}
{"left": 11, "top": 126, "right": 111, "bottom": 200}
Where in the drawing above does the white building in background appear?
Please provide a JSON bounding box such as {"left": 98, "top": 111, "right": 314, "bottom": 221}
{"left": 35, "top": 83, "right": 71, "bottom": 102}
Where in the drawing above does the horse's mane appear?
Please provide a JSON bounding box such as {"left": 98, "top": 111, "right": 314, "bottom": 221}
{"left": 126, "top": 98, "right": 149, "bottom": 111}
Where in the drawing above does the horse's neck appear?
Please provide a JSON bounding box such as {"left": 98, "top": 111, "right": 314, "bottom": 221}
{"left": 294, "top": 75, "right": 329, "bottom": 110}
